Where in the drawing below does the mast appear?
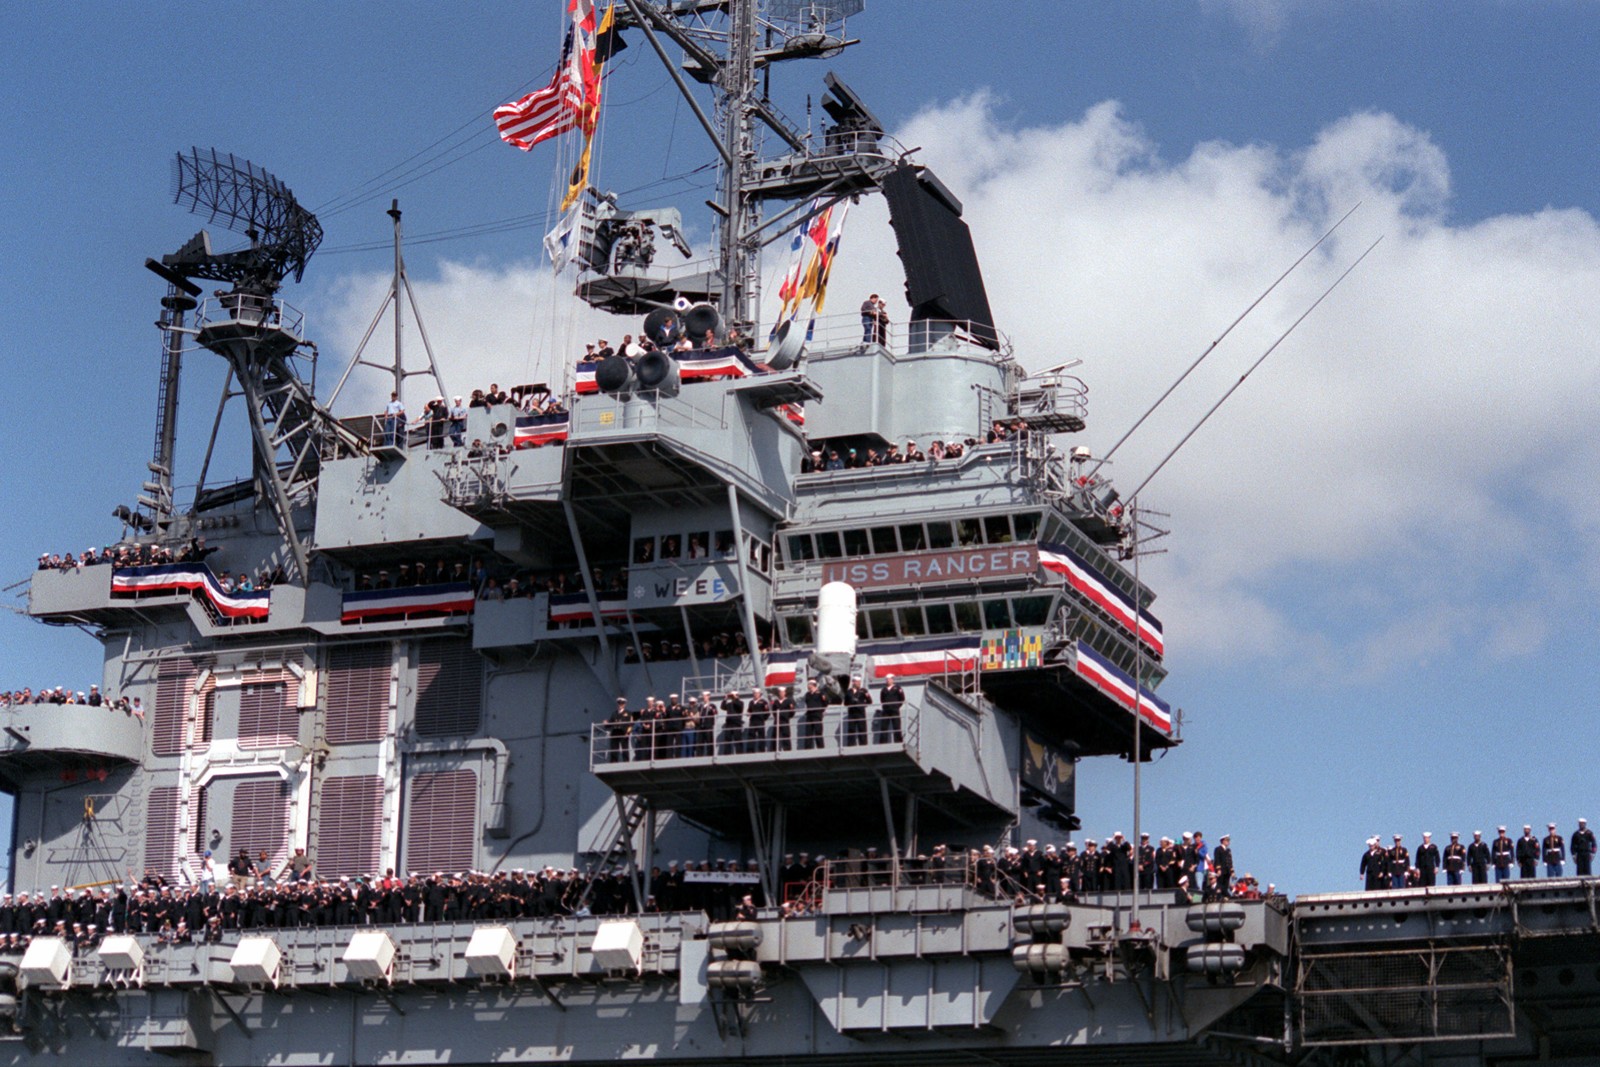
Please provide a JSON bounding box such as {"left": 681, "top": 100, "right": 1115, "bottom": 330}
{"left": 717, "top": 0, "right": 760, "bottom": 331}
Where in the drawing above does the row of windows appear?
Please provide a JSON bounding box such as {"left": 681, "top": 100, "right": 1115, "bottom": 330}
{"left": 783, "top": 594, "right": 1056, "bottom": 645}
{"left": 633, "top": 529, "right": 774, "bottom": 574}
{"left": 784, "top": 512, "right": 1043, "bottom": 565}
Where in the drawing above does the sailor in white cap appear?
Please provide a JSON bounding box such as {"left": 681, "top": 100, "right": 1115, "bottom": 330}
{"left": 1574, "top": 818, "right": 1596, "bottom": 877}
{"left": 1543, "top": 822, "right": 1567, "bottom": 878}
{"left": 1415, "top": 832, "right": 1439, "bottom": 887}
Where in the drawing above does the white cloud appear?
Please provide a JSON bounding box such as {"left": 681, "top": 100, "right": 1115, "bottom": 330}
{"left": 311, "top": 95, "right": 1600, "bottom": 684}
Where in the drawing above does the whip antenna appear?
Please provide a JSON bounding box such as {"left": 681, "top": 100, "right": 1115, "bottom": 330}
{"left": 1089, "top": 202, "right": 1361, "bottom": 479}
{"left": 1127, "top": 235, "right": 1383, "bottom": 502}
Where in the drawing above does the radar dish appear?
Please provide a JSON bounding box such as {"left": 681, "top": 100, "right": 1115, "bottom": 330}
{"left": 168, "top": 147, "right": 323, "bottom": 288}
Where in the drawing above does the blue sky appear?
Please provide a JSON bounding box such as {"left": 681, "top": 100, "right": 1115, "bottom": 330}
{"left": 3, "top": 2, "right": 1599, "bottom": 893}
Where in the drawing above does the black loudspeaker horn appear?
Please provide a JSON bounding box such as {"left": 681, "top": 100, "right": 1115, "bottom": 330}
{"left": 766, "top": 319, "right": 805, "bottom": 371}
{"left": 683, "top": 302, "right": 722, "bottom": 346}
{"left": 594, "top": 355, "right": 636, "bottom": 395}
{"left": 635, "top": 350, "right": 681, "bottom": 397}
{"left": 642, "top": 307, "right": 684, "bottom": 348}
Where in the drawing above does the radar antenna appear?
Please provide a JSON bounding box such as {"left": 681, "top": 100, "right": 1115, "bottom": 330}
{"left": 167, "top": 147, "right": 324, "bottom": 292}
{"left": 145, "top": 149, "right": 362, "bottom": 581}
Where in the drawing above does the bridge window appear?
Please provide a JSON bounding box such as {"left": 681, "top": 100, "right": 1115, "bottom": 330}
{"left": 957, "top": 519, "right": 982, "bottom": 546}
{"left": 926, "top": 522, "right": 955, "bottom": 550}
{"left": 687, "top": 532, "right": 711, "bottom": 559}
{"left": 787, "top": 535, "right": 815, "bottom": 562}
{"left": 983, "top": 599, "right": 1012, "bottom": 629}
{"left": 842, "top": 529, "right": 869, "bottom": 556}
{"left": 785, "top": 615, "right": 813, "bottom": 644}
{"left": 816, "top": 531, "right": 843, "bottom": 559}
{"left": 661, "top": 534, "right": 682, "bottom": 559}
{"left": 1013, "top": 512, "right": 1040, "bottom": 541}
{"left": 871, "top": 527, "right": 898, "bottom": 553}
{"left": 1014, "top": 596, "right": 1052, "bottom": 626}
{"left": 985, "top": 515, "right": 1013, "bottom": 543}
{"left": 898, "top": 524, "right": 926, "bottom": 551}
{"left": 954, "top": 601, "right": 981, "bottom": 631}
{"left": 867, "top": 608, "right": 896, "bottom": 639}
{"left": 856, "top": 612, "right": 869, "bottom": 639}
{"left": 925, "top": 603, "right": 954, "bottom": 634}
{"left": 633, "top": 536, "right": 656, "bottom": 564}
{"left": 898, "top": 607, "right": 926, "bottom": 636}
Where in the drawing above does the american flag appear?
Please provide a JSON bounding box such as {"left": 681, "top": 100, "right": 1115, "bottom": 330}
{"left": 495, "top": 0, "right": 599, "bottom": 151}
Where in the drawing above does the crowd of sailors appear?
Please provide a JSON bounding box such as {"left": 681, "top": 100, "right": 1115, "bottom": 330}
{"left": 37, "top": 538, "right": 285, "bottom": 593}
{"left": 0, "top": 830, "right": 1267, "bottom": 956}
{"left": 800, "top": 420, "right": 1032, "bottom": 473}
{"left": 380, "top": 382, "right": 569, "bottom": 452}
{"left": 1, "top": 684, "right": 143, "bottom": 718}
{"left": 1360, "top": 821, "right": 1597, "bottom": 889}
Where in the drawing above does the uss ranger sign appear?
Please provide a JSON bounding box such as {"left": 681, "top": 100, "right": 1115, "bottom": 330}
{"left": 821, "top": 545, "right": 1039, "bottom": 590}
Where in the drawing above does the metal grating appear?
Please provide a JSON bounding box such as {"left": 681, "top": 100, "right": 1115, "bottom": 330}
{"left": 327, "top": 643, "right": 391, "bottom": 744}
{"left": 239, "top": 673, "right": 298, "bottom": 749}
{"left": 316, "top": 775, "right": 383, "bottom": 878}
{"left": 227, "top": 777, "right": 290, "bottom": 874}
{"left": 1299, "top": 946, "right": 1513, "bottom": 1046}
{"left": 152, "top": 663, "right": 195, "bottom": 757}
{"left": 194, "top": 686, "right": 215, "bottom": 749}
{"left": 144, "top": 784, "right": 181, "bottom": 882}
{"left": 414, "top": 640, "right": 481, "bottom": 737}
{"left": 404, "top": 768, "right": 477, "bottom": 874}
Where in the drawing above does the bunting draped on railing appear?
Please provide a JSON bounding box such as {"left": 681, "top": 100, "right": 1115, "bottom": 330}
{"left": 549, "top": 590, "right": 629, "bottom": 625}
{"left": 861, "top": 636, "right": 982, "bottom": 679}
{"left": 514, "top": 411, "right": 571, "bottom": 448}
{"left": 1038, "top": 542, "right": 1164, "bottom": 658}
{"left": 111, "top": 564, "right": 270, "bottom": 620}
{"left": 341, "top": 583, "right": 475, "bottom": 624}
{"left": 1072, "top": 640, "right": 1173, "bottom": 734}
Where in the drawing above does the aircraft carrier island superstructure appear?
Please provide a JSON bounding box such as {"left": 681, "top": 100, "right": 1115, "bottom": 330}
{"left": 7, "top": 2, "right": 1600, "bottom": 1064}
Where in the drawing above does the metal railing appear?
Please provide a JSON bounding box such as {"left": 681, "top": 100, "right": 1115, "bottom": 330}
{"left": 198, "top": 292, "right": 305, "bottom": 337}
{"left": 589, "top": 702, "right": 921, "bottom": 771}
{"left": 797, "top": 312, "right": 1012, "bottom": 363}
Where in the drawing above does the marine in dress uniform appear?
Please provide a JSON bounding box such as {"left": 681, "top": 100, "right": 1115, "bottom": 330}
{"left": 1491, "top": 827, "right": 1515, "bottom": 882}
{"left": 1542, "top": 822, "right": 1566, "bottom": 877}
{"left": 1443, "top": 832, "right": 1468, "bottom": 886}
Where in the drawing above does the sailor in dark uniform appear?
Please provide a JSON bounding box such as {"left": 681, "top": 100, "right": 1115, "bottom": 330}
{"left": 773, "top": 686, "right": 797, "bottom": 751}
{"left": 1211, "top": 834, "right": 1234, "bottom": 896}
{"left": 876, "top": 674, "right": 905, "bottom": 743}
{"left": 719, "top": 690, "right": 745, "bottom": 754}
{"left": 1443, "top": 832, "right": 1468, "bottom": 886}
{"left": 1573, "top": 818, "right": 1596, "bottom": 877}
{"left": 842, "top": 675, "right": 871, "bottom": 747}
{"left": 1360, "top": 837, "right": 1388, "bottom": 891}
{"left": 799, "top": 679, "right": 827, "bottom": 749}
{"left": 1515, "top": 824, "right": 1539, "bottom": 879}
{"left": 1415, "top": 832, "right": 1440, "bottom": 887}
{"left": 1138, "top": 832, "right": 1156, "bottom": 891}
{"left": 1466, "top": 830, "right": 1491, "bottom": 884}
{"left": 746, "top": 688, "right": 771, "bottom": 752}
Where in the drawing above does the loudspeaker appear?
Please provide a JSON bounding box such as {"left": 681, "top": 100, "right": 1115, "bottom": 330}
{"left": 682, "top": 303, "right": 722, "bottom": 346}
{"left": 594, "top": 355, "right": 636, "bottom": 394}
{"left": 642, "top": 307, "right": 684, "bottom": 348}
{"left": 766, "top": 319, "right": 805, "bottom": 370}
{"left": 635, "top": 350, "right": 680, "bottom": 397}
